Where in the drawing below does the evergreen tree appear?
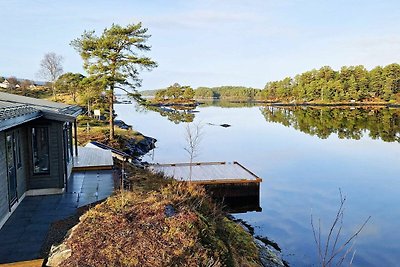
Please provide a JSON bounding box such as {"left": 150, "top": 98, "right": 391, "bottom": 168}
{"left": 71, "top": 23, "right": 157, "bottom": 139}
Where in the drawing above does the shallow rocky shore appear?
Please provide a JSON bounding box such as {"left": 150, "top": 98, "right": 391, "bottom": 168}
{"left": 231, "top": 216, "right": 288, "bottom": 267}
{"left": 124, "top": 135, "right": 157, "bottom": 158}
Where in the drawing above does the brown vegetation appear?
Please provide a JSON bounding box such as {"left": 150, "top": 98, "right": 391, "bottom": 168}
{"left": 61, "top": 180, "right": 260, "bottom": 267}
{"left": 77, "top": 122, "right": 144, "bottom": 150}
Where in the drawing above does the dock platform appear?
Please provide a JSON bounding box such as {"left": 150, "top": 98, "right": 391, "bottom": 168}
{"left": 149, "top": 161, "right": 262, "bottom": 185}
{"left": 149, "top": 161, "right": 262, "bottom": 212}
{"left": 73, "top": 146, "right": 113, "bottom": 171}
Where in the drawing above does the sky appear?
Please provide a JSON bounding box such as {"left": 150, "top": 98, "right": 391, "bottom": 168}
{"left": 1, "top": 0, "right": 400, "bottom": 90}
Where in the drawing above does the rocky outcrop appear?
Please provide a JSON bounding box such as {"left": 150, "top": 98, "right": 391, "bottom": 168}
{"left": 46, "top": 225, "right": 79, "bottom": 266}
{"left": 230, "top": 216, "right": 287, "bottom": 267}
{"left": 123, "top": 135, "right": 157, "bottom": 158}
{"left": 47, "top": 243, "right": 71, "bottom": 266}
{"left": 114, "top": 120, "right": 132, "bottom": 130}
{"left": 256, "top": 239, "right": 287, "bottom": 267}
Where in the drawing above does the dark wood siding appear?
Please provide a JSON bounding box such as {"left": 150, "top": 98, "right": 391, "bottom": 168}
{"left": 0, "top": 132, "right": 8, "bottom": 221}
{"left": 16, "top": 127, "right": 28, "bottom": 198}
{"left": 28, "top": 119, "right": 64, "bottom": 189}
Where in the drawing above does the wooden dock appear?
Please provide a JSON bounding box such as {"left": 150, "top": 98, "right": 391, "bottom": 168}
{"left": 150, "top": 161, "right": 262, "bottom": 212}
{"left": 85, "top": 141, "right": 132, "bottom": 161}
{"left": 73, "top": 146, "right": 113, "bottom": 171}
{"left": 149, "top": 161, "right": 262, "bottom": 185}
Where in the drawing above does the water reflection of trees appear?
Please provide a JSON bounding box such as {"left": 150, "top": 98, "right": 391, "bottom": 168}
{"left": 260, "top": 107, "right": 400, "bottom": 142}
{"left": 146, "top": 105, "right": 195, "bottom": 124}
{"left": 199, "top": 100, "right": 257, "bottom": 108}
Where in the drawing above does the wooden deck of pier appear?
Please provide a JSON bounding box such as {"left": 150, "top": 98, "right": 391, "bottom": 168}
{"left": 85, "top": 141, "right": 132, "bottom": 162}
{"left": 149, "top": 161, "right": 262, "bottom": 185}
{"left": 73, "top": 146, "right": 113, "bottom": 171}
{"left": 0, "top": 259, "right": 44, "bottom": 267}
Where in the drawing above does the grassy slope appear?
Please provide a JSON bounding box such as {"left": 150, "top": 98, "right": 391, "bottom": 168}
{"left": 60, "top": 163, "right": 261, "bottom": 267}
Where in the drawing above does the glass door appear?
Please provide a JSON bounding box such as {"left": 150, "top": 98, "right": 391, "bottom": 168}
{"left": 6, "top": 132, "right": 18, "bottom": 207}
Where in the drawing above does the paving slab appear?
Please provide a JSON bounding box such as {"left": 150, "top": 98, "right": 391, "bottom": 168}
{"left": 0, "top": 170, "right": 114, "bottom": 264}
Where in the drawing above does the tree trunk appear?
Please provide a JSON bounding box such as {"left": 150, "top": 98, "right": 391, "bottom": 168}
{"left": 52, "top": 82, "right": 56, "bottom": 100}
{"left": 109, "top": 85, "right": 115, "bottom": 140}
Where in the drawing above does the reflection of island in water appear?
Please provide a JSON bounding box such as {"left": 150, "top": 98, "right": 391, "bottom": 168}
{"left": 261, "top": 106, "right": 400, "bottom": 142}
{"left": 145, "top": 100, "right": 258, "bottom": 123}
{"left": 199, "top": 100, "right": 258, "bottom": 108}
{"left": 146, "top": 105, "right": 196, "bottom": 124}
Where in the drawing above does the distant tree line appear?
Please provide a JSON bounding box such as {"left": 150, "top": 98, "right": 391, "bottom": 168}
{"left": 145, "top": 63, "right": 400, "bottom": 103}
{"left": 261, "top": 106, "right": 400, "bottom": 142}
{"left": 262, "top": 64, "right": 400, "bottom": 102}
{"left": 194, "top": 86, "right": 261, "bottom": 100}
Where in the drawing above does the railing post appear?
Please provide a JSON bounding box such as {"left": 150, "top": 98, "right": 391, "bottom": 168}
{"left": 74, "top": 119, "right": 78, "bottom": 156}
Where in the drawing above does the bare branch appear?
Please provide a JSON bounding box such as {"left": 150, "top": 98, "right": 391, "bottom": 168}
{"left": 184, "top": 122, "right": 203, "bottom": 181}
{"left": 311, "top": 189, "right": 371, "bottom": 267}
{"left": 326, "top": 215, "right": 371, "bottom": 265}
{"left": 324, "top": 189, "right": 346, "bottom": 262}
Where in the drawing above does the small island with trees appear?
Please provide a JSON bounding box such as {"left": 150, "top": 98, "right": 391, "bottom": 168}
{"left": 147, "top": 82, "right": 196, "bottom": 106}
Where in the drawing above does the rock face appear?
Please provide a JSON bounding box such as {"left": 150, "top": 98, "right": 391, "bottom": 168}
{"left": 47, "top": 243, "right": 71, "bottom": 267}
{"left": 114, "top": 120, "right": 132, "bottom": 130}
{"left": 230, "top": 216, "right": 287, "bottom": 267}
{"left": 124, "top": 135, "right": 157, "bottom": 158}
{"left": 46, "top": 225, "right": 79, "bottom": 266}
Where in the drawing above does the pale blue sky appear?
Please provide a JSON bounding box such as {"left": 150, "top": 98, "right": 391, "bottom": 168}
{"left": 1, "top": 0, "right": 400, "bottom": 90}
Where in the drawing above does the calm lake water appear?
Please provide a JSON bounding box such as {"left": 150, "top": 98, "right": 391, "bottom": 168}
{"left": 115, "top": 103, "right": 400, "bottom": 267}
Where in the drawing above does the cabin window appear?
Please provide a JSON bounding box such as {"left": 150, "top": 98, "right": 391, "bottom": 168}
{"left": 32, "top": 127, "right": 50, "bottom": 174}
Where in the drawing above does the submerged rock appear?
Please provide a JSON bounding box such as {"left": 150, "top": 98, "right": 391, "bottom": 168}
{"left": 207, "top": 122, "right": 232, "bottom": 128}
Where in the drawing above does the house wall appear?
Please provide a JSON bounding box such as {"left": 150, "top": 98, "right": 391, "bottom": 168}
{"left": 27, "top": 119, "right": 65, "bottom": 190}
{"left": 0, "top": 131, "right": 8, "bottom": 223}
{"left": 66, "top": 123, "right": 74, "bottom": 186}
{"left": 1, "top": 119, "right": 74, "bottom": 228}
{"left": 16, "top": 127, "right": 28, "bottom": 198}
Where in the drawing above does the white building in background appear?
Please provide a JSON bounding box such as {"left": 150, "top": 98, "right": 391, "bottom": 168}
{"left": 0, "top": 79, "right": 10, "bottom": 89}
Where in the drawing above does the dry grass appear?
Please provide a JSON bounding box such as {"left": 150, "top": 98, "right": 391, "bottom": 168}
{"left": 61, "top": 173, "right": 260, "bottom": 267}
{"left": 54, "top": 107, "right": 261, "bottom": 266}
{"left": 77, "top": 125, "right": 144, "bottom": 149}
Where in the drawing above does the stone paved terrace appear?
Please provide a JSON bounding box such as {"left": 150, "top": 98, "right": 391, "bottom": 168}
{"left": 0, "top": 170, "right": 115, "bottom": 264}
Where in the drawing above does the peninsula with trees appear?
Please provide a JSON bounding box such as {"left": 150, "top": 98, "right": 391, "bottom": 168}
{"left": 143, "top": 64, "right": 400, "bottom": 105}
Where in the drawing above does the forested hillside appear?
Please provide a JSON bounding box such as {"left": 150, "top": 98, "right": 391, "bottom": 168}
{"left": 142, "top": 63, "right": 400, "bottom": 103}
{"left": 262, "top": 64, "right": 400, "bottom": 103}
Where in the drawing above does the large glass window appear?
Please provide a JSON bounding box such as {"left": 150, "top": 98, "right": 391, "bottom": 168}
{"left": 32, "top": 127, "right": 50, "bottom": 174}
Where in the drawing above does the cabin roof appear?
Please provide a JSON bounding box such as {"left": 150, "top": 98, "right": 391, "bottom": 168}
{"left": 0, "top": 92, "right": 81, "bottom": 131}
{"left": 150, "top": 161, "right": 262, "bottom": 185}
